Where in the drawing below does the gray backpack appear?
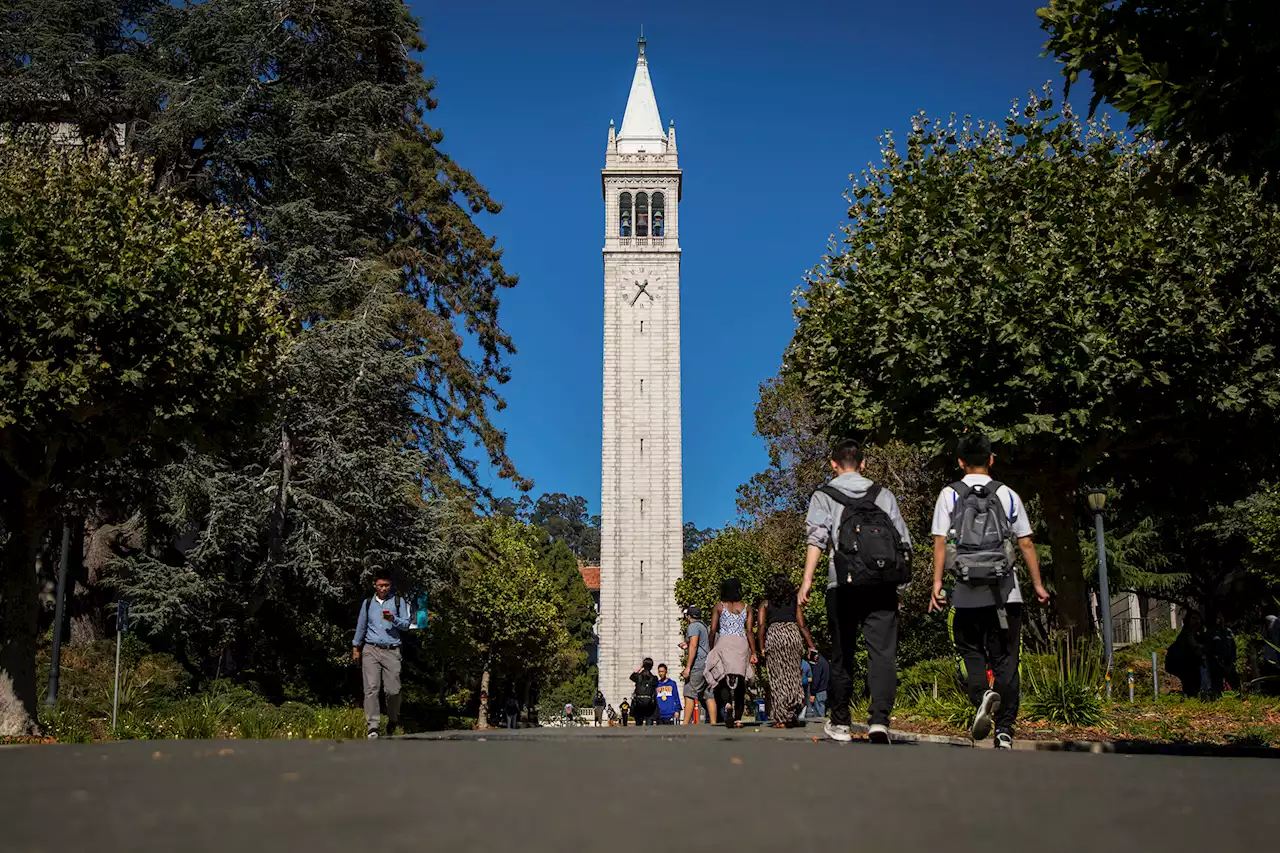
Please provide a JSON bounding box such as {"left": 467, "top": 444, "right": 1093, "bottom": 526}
{"left": 945, "top": 481, "right": 1015, "bottom": 585}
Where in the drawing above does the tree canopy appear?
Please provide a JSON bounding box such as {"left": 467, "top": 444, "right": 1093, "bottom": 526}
{"left": 1039, "top": 0, "right": 1280, "bottom": 191}
{"left": 786, "top": 93, "right": 1280, "bottom": 630}
{"left": 0, "top": 143, "right": 285, "bottom": 733}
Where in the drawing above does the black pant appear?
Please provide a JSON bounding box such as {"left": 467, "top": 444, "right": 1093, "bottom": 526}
{"left": 826, "top": 583, "right": 899, "bottom": 727}
{"left": 631, "top": 701, "right": 655, "bottom": 725}
{"left": 953, "top": 603, "right": 1022, "bottom": 733}
{"left": 714, "top": 674, "right": 746, "bottom": 727}
{"left": 656, "top": 716, "right": 675, "bottom": 725}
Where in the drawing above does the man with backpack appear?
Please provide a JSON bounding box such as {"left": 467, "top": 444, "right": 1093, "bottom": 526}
{"left": 928, "top": 433, "right": 1049, "bottom": 748}
{"left": 799, "top": 439, "right": 912, "bottom": 744}
{"left": 352, "top": 570, "right": 412, "bottom": 739}
{"left": 629, "top": 658, "right": 659, "bottom": 726}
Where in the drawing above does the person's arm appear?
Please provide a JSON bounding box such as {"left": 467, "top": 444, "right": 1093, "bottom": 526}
{"left": 392, "top": 597, "right": 412, "bottom": 630}
{"left": 799, "top": 491, "right": 832, "bottom": 606}
{"left": 708, "top": 604, "right": 721, "bottom": 650}
{"left": 755, "top": 603, "right": 767, "bottom": 660}
{"left": 1018, "top": 537, "right": 1050, "bottom": 603}
{"left": 927, "top": 488, "right": 953, "bottom": 613}
{"left": 352, "top": 600, "right": 367, "bottom": 659}
{"left": 929, "top": 535, "right": 948, "bottom": 612}
{"left": 682, "top": 633, "right": 699, "bottom": 680}
{"left": 799, "top": 545, "right": 824, "bottom": 606}
{"left": 630, "top": 670, "right": 640, "bottom": 683}
{"left": 747, "top": 605, "right": 760, "bottom": 663}
{"left": 797, "top": 604, "right": 815, "bottom": 650}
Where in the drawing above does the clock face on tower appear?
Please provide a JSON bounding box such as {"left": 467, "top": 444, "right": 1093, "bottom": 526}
{"left": 617, "top": 267, "right": 662, "bottom": 308}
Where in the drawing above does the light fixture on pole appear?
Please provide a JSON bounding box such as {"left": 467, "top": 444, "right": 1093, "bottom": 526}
{"left": 1088, "top": 488, "right": 1114, "bottom": 697}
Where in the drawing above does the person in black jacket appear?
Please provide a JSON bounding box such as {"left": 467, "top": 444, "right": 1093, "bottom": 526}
{"left": 630, "top": 658, "right": 659, "bottom": 726}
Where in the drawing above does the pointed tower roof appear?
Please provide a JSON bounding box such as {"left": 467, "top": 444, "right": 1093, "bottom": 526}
{"left": 616, "top": 35, "right": 666, "bottom": 154}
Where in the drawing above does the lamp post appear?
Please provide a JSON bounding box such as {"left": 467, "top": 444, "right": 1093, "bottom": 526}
{"left": 1087, "top": 489, "right": 1114, "bottom": 696}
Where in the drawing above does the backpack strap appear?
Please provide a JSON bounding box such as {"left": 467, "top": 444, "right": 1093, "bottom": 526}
{"left": 984, "top": 481, "right": 1013, "bottom": 523}
{"left": 818, "top": 484, "right": 854, "bottom": 506}
{"left": 863, "top": 483, "right": 883, "bottom": 506}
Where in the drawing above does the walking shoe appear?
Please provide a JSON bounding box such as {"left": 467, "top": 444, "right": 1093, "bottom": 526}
{"left": 995, "top": 731, "right": 1013, "bottom": 750}
{"left": 824, "top": 720, "right": 852, "bottom": 743}
{"left": 386, "top": 722, "right": 398, "bottom": 737}
{"left": 868, "top": 723, "right": 891, "bottom": 744}
{"left": 366, "top": 730, "right": 379, "bottom": 740}
{"left": 971, "top": 689, "right": 1001, "bottom": 741}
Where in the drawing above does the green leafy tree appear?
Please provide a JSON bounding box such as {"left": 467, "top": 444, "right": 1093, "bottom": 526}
{"left": 531, "top": 493, "right": 601, "bottom": 563}
{"left": 452, "top": 519, "right": 572, "bottom": 708}
{"left": 786, "top": 93, "right": 1280, "bottom": 631}
{"left": 0, "top": 143, "right": 284, "bottom": 734}
{"left": 2, "top": 0, "right": 529, "bottom": 696}
{"left": 1039, "top": 0, "right": 1280, "bottom": 190}
{"left": 536, "top": 535, "right": 596, "bottom": 649}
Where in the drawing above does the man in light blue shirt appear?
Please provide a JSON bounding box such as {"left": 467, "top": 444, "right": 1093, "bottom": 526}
{"left": 353, "top": 571, "right": 411, "bottom": 738}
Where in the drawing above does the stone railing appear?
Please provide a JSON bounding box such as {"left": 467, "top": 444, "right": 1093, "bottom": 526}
{"left": 613, "top": 236, "right": 669, "bottom": 249}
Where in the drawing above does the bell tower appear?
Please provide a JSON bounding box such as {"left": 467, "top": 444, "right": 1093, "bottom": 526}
{"left": 597, "top": 35, "right": 684, "bottom": 707}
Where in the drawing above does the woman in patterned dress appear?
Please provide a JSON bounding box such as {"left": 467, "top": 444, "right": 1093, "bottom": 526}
{"left": 755, "top": 574, "right": 816, "bottom": 727}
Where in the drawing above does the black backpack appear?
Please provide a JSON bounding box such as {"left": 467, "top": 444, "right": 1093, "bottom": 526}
{"left": 819, "top": 484, "right": 910, "bottom": 586}
{"left": 632, "top": 670, "right": 658, "bottom": 707}
{"left": 945, "top": 481, "right": 1014, "bottom": 586}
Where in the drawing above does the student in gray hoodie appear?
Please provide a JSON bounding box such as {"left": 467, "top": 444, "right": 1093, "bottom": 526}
{"left": 799, "top": 439, "right": 911, "bottom": 744}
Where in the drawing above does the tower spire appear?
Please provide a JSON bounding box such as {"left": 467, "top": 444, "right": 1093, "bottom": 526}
{"left": 617, "top": 35, "right": 664, "bottom": 153}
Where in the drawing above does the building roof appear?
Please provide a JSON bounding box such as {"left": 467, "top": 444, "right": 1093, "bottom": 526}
{"left": 578, "top": 563, "right": 601, "bottom": 592}
{"left": 617, "top": 37, "right": 666, "bottom": 154}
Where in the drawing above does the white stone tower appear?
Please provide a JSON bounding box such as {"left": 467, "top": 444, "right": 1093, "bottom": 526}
{"left": 597, "top": 35, "right": 684, "bottom": 707}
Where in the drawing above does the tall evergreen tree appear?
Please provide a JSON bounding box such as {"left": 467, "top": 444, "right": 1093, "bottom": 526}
{"left": 1, "top": 0, "right": 526, "bottom": 695}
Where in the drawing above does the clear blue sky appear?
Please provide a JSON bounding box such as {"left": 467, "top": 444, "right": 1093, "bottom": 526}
{"left": 412, "top": 0, "right": 1093, "bottom": 529}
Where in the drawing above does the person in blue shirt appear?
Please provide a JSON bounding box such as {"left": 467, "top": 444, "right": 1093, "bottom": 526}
{"left": 655, "top": 664, "right": 681, "bottom": 724}
{"left": 352, "top": 570, "right": 412, "bottom": 738}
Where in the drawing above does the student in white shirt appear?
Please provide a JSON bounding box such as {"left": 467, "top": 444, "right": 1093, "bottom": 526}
{"left": 928, "top": 433, "right": 1049, "bottom": 748}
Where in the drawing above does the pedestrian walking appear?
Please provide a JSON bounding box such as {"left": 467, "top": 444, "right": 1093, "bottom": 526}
{"left": 807, "top": 651, "right": 830, "bottom": 719}
{"left": 655, "top": 664, "right": 681, "bottom": 724}
{"left": 928, "top": 433, "right": 1049, "bottom": 749}
{"left": 630, "top": 658, "right": 659, "bottom": 726}
{"left": 681, "top": 606, "right": 710, "bottom": 724}
{"left": 563, "top": 702, "right": 576, "bottom": 726}
{"left": 352, "top": 571, "right": 412, "bottom": 739}
{"left": 619, "top": 699, "right": 630, "bottom": 726}
{"left": 504, "top": 695, "right": 520, "bottom": 729}
{"left": 593, "top": 690, "right": 607, "bottom": 726}
{"left": 705, "top": 578, "right": 756, "bottom": 728}
{"left": 755, "top": 573, "right": 816, "bottom": 728}
{"left": 800, "top": 439, "right": 912, "bottom": 744}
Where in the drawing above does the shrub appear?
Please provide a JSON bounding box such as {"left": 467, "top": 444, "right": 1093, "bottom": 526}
{"left": 38, "top": 706, "right": 94, "bottom": 744}
{"left": 1022, "top": 637, "right": 1108, "bottom": 727}
{"left": 309, "top": 707, "right": 365, "bottom": 740}
{"left": 235, "top": 707, "right": 285, "bottom": 739}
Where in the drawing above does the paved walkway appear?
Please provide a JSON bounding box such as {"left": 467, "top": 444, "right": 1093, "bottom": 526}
{"left": 2, "top": 725, "right": 1274, "bottom": 852}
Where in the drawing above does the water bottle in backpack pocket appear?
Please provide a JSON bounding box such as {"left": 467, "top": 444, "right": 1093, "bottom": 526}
{"left": 945, "top": 481, "right": 1015, "bottom": 586}
{"left": 818, "top": 485, "right": 910, "bottom": 586}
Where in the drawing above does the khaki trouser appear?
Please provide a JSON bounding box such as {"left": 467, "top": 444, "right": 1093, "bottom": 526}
{"left": 361, "top": 644, "right": 402, "bottom": 732}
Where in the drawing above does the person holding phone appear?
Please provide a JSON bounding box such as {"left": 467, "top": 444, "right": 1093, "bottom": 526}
{"left": 352, "top": 570, "right": 411, "bottom": 738}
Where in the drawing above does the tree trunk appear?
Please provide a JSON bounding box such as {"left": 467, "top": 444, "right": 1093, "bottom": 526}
{"left": 1, "top": 508, "right": 45, "bottom": 736}
{"left": 476, "top": 661, "right": 491, "bottom": 729}
{"left": 1036, "top": 475, "right": 1090, "bottom": 634}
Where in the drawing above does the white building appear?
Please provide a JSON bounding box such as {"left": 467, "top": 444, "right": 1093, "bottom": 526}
{"left": 596, "top": 36, "right": 684, "bottom": 707}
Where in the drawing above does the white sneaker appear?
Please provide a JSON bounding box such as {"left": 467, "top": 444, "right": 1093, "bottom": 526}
{"left": 366, "top": 730, "right": 379, "bottom": 740}
{"left": 995, "top": 732, "right": 1013, "bottom": 749}
{"left": 868, "top": 723, "right": 891, "bottom": 744}
{"left": 972, "top": 690, "right": 1001, "bottom": 741}
{"left": 824, "top": 720, "right": 852, "bottom": 743}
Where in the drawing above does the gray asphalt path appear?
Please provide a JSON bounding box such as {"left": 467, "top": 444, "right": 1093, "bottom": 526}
{"left": 1, "top": 726, "right": 1273, "bottom": 853}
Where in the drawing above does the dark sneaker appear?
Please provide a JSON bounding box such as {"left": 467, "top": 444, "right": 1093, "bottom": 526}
{"left": 995, "top": 731, "right": 1013, "bottom": 749}
{"left": 386, "top": 722, "right": 399, "bottom": 737}
{"left": 868, "top": 723, "right": 891, "bottom": 744}
{"left": 972, "top": 690, "right": 1001, "bottom": 741}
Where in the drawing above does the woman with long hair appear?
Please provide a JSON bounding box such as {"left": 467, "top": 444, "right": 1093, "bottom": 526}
{"left": 705, "top": 577, "right": 756, "bottom": 728}
{"left": 756, "top": 573, "right": 816, "bottom": 727}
